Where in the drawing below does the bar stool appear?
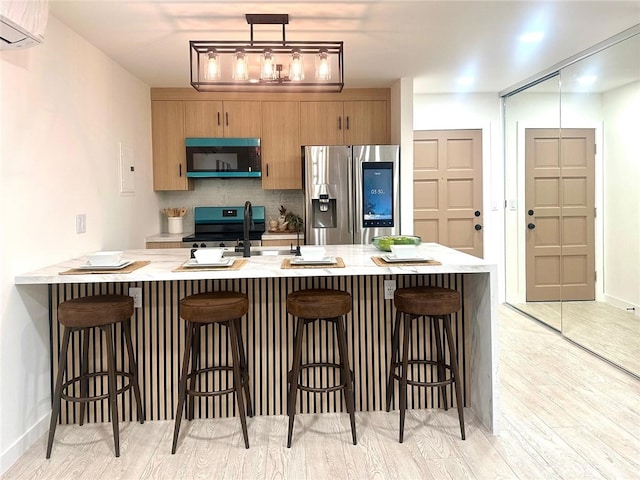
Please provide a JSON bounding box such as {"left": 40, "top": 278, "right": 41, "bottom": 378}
{"left": 171, "top": 291, "right": 252, "bottom": 453}
{"left": 385, "top": 286, "right": 465, "bottom": 442}
{"left": 46, "top": 295, "right": 144, "bottom": 458}
{"left": 286, "top": 288, "right": 357, "bottom": 447}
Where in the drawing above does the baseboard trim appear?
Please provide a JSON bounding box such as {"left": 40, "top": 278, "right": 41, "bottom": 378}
{"left": 1, "top": 414, "right": 49, "bottom": 476}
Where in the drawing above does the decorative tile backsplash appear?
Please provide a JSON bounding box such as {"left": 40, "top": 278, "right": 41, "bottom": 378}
{"left": 157, "top": 179, "right": 304, "bottom": 233}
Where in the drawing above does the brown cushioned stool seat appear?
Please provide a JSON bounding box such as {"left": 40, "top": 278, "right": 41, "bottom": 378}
{"left": 386, "top": 286, "right": 465, "bottom": 442}
{"left": 286, "top": 288, "right": 356, "bottom": 447}
{"left": 46, "top": 295, "right": 145, "bottom": 458}
{"left": 172, "top": 291, "right": 252, "bottom": 453}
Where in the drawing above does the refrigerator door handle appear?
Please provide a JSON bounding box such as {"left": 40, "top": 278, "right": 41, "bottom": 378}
{"left": 347, "top": 154, "right": 354, "bottom": 235}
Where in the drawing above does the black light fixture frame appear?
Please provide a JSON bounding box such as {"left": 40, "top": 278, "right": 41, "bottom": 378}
{"left": 190, "top": 14, "right": 344, "bottom": 93}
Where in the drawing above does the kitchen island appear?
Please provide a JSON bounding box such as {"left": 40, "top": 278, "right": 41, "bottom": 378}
{"left": 15, "top": 243, "right": 499, "bottom": 433}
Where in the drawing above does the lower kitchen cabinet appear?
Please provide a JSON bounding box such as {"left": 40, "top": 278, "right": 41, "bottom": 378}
{"left": 146, "top": 241, "right": 183, "bottom": 249}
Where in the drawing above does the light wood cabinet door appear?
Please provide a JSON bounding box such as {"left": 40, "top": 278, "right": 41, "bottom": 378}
{"left": 300, "top": 100, "right": 388, "bottom": 146}
{"left": 344, "top": 100, "right": 389, "bottom": 144}
{"left": 299, "top": 101, "right": 344, "bottom": 145}
{"left": 184, "top": 100, "right": 223, "bottom": 137}
{"left": 184, "top": 100, "right": 261, "bottom": 138}
{"left": 261, "top": 101, "right": 302, "bottom": 190}
{"left": 222, "top": 101, "right": 262, "bottom": 138}
{"left": 152, "top": 101, "right": 191, "bottom": 191}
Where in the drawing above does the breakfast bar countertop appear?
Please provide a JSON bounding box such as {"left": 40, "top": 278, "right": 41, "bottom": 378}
{"left": 15, "top": 243, "right": 496, "bottom": 285}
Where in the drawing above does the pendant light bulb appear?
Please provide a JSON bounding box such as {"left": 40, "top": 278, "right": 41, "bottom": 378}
{"left": 233, "top": 48, "right": 249, "bottom": 81}
{"left": 260, "top": 49, "right": 277, "bottom": 81}
{"left": 206, "top": 50, "right": 220, "bottom": 80}
{"left": 315, "top": 49, "right": 331, "bottom": 81}
{"left": 289, "top": 49, "right": 304, "bottom": 81}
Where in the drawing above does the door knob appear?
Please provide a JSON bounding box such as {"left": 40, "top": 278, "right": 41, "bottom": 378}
{"left": 528, "top": 209, "right": 535, "bottom": 216}
{"left": 527, "top": 223, "right": 536, "bottom": 230}
{"left": 474, "top": 224, "right": 482, "bottom": 231}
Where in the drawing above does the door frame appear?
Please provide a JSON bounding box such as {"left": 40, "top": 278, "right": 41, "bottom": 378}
{"left": 510, "top": 121, "right": 604, "bottom": 304}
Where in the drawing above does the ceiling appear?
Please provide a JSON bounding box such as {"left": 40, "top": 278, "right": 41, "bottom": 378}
{"left": 48, "top": 1, "right": 640, "bottom": 94}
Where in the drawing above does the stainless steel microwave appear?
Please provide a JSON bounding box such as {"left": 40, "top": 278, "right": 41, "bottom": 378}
{"left": 185, "top": 138, "right": 261, "bottom": 178}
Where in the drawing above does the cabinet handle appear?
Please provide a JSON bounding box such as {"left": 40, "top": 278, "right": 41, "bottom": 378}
{"left": 338, "top": 116, "right": 342, "bottom": 130}
{"left": 346, "top": 116, "right": 350, "bottom": 130}
{"left": 179, "top": 164, "right": 182, "bottom": 177}
{"left": 266, "top": 164, "right": 269, "bottom": 177}
{"left": 225, "top": 112, "right": 229, "bottom": 126}
{"left": 217, "top": 112, "right": 221, "bottom": 126}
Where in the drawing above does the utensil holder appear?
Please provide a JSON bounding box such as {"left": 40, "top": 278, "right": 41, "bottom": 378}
{"left": 168, "top": 216, "right": 183, "bottom": 234}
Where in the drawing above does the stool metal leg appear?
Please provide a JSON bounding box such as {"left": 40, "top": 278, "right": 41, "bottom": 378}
{"left": 122, "top": 318, "right": 144, "bottom": 423}
{"left": 172, "top": 322, "right": 194, "bottom": 454}
{"left": 432, "top": 316, "right": 449, "bottom": 409}
{"left": 443, "top": 314, "right": 465, "bottom": 440}
{"left": 46, "top": 327, "right": 72, "bottom": 459}
{"left": 103, "top": 325, "right": 120, "bottom": 457}
{"left": 398, "top": 313, "right": 411, "bottom": 443}
{"left": 386, "top": 309, "right": 402, "bottom": 411}
{"left": 228, "top": 318, "right": 249, "bottom": 449}
{"left": 287, "top": 316, "right": 306, "bottom": 448}
{"left": 234, "top": 317, "right": 253, "bottom": 418}
{"left": 187, "top": 325, "right": 201, "bottom": 421}
{"left": 78, "top": 327, "right": 90, "bottom": 426}
{"left": 335, "top": 315, "right": 357, "bottom": 445}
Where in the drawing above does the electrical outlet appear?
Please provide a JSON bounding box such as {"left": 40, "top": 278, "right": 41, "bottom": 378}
{"left": 129, "top": 287, "right": 142, "bottom": 308}
{"left": 384, "top": 279, "right": 396, "bottom": 300}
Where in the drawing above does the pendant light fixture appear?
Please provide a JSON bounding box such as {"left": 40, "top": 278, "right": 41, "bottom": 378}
{"left": 190, "top": 14, "right": 344, "bottom": 92}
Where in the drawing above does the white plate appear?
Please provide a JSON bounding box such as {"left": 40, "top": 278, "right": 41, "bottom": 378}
{"left": 77, "top": 260, "right": 133, "bottom": 270}
{"left": 381, "top": 254, "right": 432, "bottom": 263}
{"left": 290, "top": 256, "right": 337, "bottom": 265}
{"left": 183, "top": 258, "right": 235, "bottom": 267}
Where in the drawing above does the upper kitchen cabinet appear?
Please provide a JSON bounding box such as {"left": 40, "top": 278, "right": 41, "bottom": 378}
{"left": 300, "top": 100, "right": 389, "bottom": 146}
{"left": 261, "top": 101, "right": 301, "bottom": 190}
{"left": 152, "top": 101, "right": 192, "bottom": 191}
{"left": 184, "top": 100, "right": 261, "bottom": 138}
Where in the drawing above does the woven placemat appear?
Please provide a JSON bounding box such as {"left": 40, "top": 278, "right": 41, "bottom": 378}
{"left": 172, "top": 258, "right": 248, "bottom": 272}
{"left": 371, "top": 256, "right": 441, "bottom": 267}
{"left": 281, "top": 257, "right": 345, "bottom": 269}
{"left": 60, "top": 260, "right": 150, "bottom": 275}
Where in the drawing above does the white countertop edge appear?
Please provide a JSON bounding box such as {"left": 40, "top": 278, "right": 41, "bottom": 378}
{"left": 15, "top": 243, "right": 496, "bottom": 285}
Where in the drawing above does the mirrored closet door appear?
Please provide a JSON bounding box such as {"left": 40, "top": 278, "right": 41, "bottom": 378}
{"left": 503, "top": 26, "right": 640, "bottom": 377}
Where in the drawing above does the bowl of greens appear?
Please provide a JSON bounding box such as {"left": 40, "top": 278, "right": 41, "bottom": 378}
{"left": 371, "top": 235, "right": 422, "bottom": 252}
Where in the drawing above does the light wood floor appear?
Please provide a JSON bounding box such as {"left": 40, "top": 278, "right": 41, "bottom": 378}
{"left": 513, "top": 300, "right": 640, "bottom": 376}
{"left": 3, "top": 305, "right": 640, "bottom": 480}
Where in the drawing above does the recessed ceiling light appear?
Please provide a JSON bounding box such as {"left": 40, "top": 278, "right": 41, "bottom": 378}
{"left": 519, "top": 31, "right": 544, "bottom": 43}
{"left": 456, "top": 76, "right": 475, "bottom": 86}
{"left": 577, "top": 75, "right": 597, "bottom": 85}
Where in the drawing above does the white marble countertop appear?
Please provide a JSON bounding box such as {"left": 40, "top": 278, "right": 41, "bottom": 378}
{"left": 262, "top": 232, "right": 304, "bottom": 240}
{"left": 14, "top": 243, "right": 496, "bottom": 285}
{"left": 145, "top": 232, "right": 191, "bottom": 242}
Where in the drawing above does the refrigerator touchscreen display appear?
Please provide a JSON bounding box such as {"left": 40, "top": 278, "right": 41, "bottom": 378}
{"left": 362, "top": 162, "right": 394, "bottom": 227}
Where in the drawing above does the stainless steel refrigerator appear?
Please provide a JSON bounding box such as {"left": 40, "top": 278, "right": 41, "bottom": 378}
{"left": 303, "top": 145, "right": 400, "bottom": 245}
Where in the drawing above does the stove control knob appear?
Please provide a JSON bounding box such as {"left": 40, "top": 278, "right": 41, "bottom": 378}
{"left": 200, "top": 243, "right": 207, "bottom": 248}
{"left": 219, "top": 242, "right": 225, "bottom": 248}
{"left": 192, "top": 243, "right": 198, "bottom": 248}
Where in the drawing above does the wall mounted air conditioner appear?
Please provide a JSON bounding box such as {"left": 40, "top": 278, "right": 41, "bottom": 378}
{"left": 0, "top": 14, "right": 42, "bottom": 49}
{"left": 0, "top": 0, "right": 48, "bottom": 50}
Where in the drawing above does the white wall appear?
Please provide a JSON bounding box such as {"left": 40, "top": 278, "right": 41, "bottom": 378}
{"left": 0, "top": 16, "right": 159, "bottom": 472}
{"left": 602, "top": 81, "right": 640, "bottom": 310}
{"left": 412, "top": 93, "right": 505, "bottom": 298}
{"left": 390, "top": 77, "right": 414, "bottom": 234}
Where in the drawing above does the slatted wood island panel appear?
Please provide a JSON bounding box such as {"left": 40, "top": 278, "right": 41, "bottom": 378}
{"left": 15, "top": 243, "right": 499, "bottom": 433}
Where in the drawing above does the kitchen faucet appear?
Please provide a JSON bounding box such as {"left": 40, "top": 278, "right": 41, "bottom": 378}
{"left": 243, "top": 201, "right": 253, "bottom": 258}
